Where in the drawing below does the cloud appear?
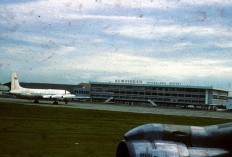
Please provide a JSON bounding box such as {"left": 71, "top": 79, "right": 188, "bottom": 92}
{"left": 215, "top": 42, "right": 232, "bottom": 48}
{"left": 180, "top": 0, "right": 232, "bottom": 6}
{"left": 105, "top": 24, "right": 232, "bottom": 40}
{"left": 5, "top": 0, "right": 231, "bottom": 28}
{"left": 61, "top": 14, "right": 149, "bottom": 21}
{"left": 1, "top": 0, "right": 232, "bottom": 89}
{"left": 1, "top": 39, "right": 76, "bottom": 64}
{"left": 0, "top": 0, "right": 163, "bottom": 25}
{"left": 42, "top": 0, "right": 178, "bottom": 10}
{"left": 34, "top": 52, "right": 232, "bottom": 82}
{"left": 0, "top": 0, "right": 41, "bottom": 4}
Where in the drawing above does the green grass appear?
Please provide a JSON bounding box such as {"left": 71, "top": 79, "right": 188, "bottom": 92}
{"left": 0, "top": 102, "right": 230, "bottom": 157}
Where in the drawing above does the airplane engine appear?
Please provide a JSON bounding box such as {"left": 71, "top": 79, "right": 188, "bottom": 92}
{"left": 42, "top": 95, "right": 51, "bottom": 98}
{"left": 51, "top": 95, "right": 63, "bottom": 98}
{"left": 117, "top": 123, "right": 232, "bottom": 157}
{"left": 63, "top": 94, "right": 75, "bottom": 98}
{"left": 116, "top": 140, "right": 231, "bottom": 157}
{"left": 124, "top": 123, "right": 232, "bottom": 149}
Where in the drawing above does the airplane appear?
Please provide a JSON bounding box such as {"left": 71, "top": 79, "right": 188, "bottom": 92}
{"left": 9, "top": 73, "right": 75, "bottom": 104}
{"left": 117, "top": 122, "right": 232, "bottom": 157}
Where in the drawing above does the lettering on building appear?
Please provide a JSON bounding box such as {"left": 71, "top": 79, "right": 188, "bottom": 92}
{"left": 146, "top": 82, "right": 181, "bottom": 86}
{"left": 115, "top": 80, "right": 143, "bottom": 84}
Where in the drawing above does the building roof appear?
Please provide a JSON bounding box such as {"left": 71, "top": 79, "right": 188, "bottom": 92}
{"left": 77, "top": 83, "right": 91, "bottom": 89}
{"left": 89, "top": 81, "right": 229, "bottom": 92}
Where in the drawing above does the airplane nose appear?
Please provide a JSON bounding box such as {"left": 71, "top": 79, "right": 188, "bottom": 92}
{"left": 124, "top": 124, "right": 163, "bottom": 141}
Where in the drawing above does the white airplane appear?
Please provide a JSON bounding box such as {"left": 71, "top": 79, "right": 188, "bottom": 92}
{"left": 9, "top": 73, "right": 75, "bottom": 104}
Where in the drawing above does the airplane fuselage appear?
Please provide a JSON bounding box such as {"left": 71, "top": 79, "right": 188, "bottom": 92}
{"left": 10, "top": 88, "right": 69, "bottom": 99}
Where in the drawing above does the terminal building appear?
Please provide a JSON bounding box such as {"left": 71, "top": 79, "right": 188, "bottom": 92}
{"left": 90, "top": 81, "right": 229, "bottom": 109}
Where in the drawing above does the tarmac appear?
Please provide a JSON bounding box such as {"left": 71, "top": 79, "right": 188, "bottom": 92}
{"left": 0, "top": 97, "right": 232, "bottom": 120}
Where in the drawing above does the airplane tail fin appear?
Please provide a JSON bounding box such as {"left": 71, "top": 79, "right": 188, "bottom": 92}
{"left": 10, "top": 73, "right": 22, "bottom": 91}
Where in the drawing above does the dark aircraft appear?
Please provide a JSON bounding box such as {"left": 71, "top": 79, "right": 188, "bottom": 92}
{"left": 116, "top": 122, "right": 232, "bottom": 157}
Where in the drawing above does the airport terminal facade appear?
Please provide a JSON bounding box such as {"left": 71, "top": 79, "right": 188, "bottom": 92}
{"left": 90, "top": 81, "right": 228, "bottom": 108}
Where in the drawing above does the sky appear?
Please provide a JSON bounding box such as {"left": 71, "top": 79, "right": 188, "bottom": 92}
{"left": 0, "top": 0, "right": 232, "bottom": 89}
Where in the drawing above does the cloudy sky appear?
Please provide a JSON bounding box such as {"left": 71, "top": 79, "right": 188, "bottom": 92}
{"left": 0, "top": 0, "right": 232, "bottom": 89}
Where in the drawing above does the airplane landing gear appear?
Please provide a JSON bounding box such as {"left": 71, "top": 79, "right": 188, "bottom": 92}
{"left": 64, "top": 99, "right": 69, "bottom": 104}
{"left": 53, "top": 101, "right": 58, "bottom": 105}
{"left": 34, "top": 100, "right": 39, "bottom": 103}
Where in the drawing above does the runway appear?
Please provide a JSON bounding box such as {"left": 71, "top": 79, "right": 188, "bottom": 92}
{"left": 0, "top": 98, "right": 232, "bottom": 120}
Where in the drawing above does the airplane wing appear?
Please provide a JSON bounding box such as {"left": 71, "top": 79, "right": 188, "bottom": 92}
{"left": 42, "top": 94, "right": 76, "bottom": 99}
{"left": 63, "top": 94, "right": 76, "bottom": 98}
{"left": 73, "top": 96, "right": 90, "bottom": 99}
{"left": 42, "top": 95, "right": 52, "bottom": 98}
{"left": 42, "top": 95, "right": 61, "bottom": 98}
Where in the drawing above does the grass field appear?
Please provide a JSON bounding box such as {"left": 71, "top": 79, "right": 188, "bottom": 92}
{"left": 0, "top": 102, "right": 231, "bottom": 157}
